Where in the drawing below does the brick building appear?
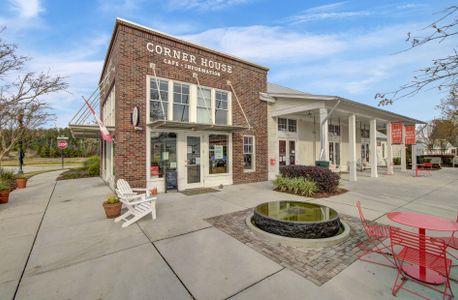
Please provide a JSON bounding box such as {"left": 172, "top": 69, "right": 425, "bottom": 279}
{"left": 70, "top": 18, "right": 424, "bottom": 191}
{"left": 89, "top": 18, "right": 268, "bottom": 192}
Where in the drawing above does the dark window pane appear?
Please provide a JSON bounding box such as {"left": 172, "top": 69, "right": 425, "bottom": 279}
{"left": 173, "top": 104, "right": 188, "bottom": 122}
{"left": 215, "top": 110, "right": 227, "bottom": 125}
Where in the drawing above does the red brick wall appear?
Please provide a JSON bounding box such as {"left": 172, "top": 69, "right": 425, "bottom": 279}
{"left": 104, "top": 21, "right": 268, "bottom": 188}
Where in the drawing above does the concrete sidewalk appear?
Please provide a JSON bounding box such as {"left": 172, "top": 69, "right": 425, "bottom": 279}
{"left": 1, "top": 168, "right": 457, "bottom": 299}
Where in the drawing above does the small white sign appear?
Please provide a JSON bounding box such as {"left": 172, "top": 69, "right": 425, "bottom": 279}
{"left": 170, "top": 162, "right": 177, "bottom": 169}
{"left": 162, "top": 152, "right": 169, "bottom": 160}
{"left": 195, "top": 157, "right": 201, "bottom": 165}
{"left": 214, "top": 145, "right": 223, "bottom": 159}
{"left": 187, "top": 146, "right": 193, "bottom": 154}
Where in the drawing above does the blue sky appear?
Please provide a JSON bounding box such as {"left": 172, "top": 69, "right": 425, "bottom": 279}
{"left": 0, "top": 0, "right": 455, "bottom": 127}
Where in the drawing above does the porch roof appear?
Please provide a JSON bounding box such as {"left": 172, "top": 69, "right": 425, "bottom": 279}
{"left": 147, "top": 120, "right": 249, "bottom": 132}
{"left": 69, "top": 124, "right": 115, "bottom": 138}
{"left": 265, "top": 83, "right": 426, "bottom": 125}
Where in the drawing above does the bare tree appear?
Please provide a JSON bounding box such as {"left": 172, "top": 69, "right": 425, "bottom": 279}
{"left": 0, "top": 28, "right": 68, "bottom": 163}
{"left": 375, "top": 6, "right": 458, "bottom": 110}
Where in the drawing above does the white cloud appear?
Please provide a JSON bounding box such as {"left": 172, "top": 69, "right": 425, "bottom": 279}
{"left": 286, "top": 1, "right": 371, "bottom": 24}
{"left": 183, "top": 26, "right": 347, "bottom": 63}
{"left": 166, "top": 0, "right": 249, "bottom": 11}
{"left": 8, "top": 0, "right": 43, "bottom": 18}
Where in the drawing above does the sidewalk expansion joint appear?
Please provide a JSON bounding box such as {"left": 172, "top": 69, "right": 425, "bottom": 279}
{"left": 225, "top": 267, "right": 285, "bottom": 299}
{"left": 13, "top": 180, "right": 58, "bottom": 300}
{"left": 152, "top": 225, "right": 213, "bottom": 243}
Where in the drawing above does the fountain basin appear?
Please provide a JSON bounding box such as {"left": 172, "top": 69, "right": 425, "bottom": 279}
{"left": 253, "top": 201, "right": 341, "bottom": 239}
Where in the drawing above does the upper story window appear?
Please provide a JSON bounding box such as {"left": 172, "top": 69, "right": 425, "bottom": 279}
{"left": 243, "top": 136, "right": 255, "bottom": 171}
{"left": 288, "top": 119, "right": 297, "bottom": 132}
{"left": 278, "top": 118, "right": 287, "bottom": 131}
{"left": 278, "top": 118, "right": 296, "bottom": 132}
{"left": 173, "top": 82, "right": 189, "bottom": 122}
{"left": 360, "top": 128, "right": 369, "bottom": 139}
{"left": 329, "top": 124, "right": 340, "bottom": 136}
{"left": 102, "top": 87, "right": 115, "bottom": 126}
{"left": 150, "top": 78, "right": 168, "bottom": 120}
{"left": 197, "top": 87, "right": 212, "bottom": 123}
{"left": 215, "top": 91, "right": 228, "bottom": 125}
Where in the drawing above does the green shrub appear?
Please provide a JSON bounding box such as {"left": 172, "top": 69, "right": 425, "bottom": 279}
{"left": 0, "top": 180, "right": 9, "bottom": 191}
{"left": 279, "top": 165, "right": 340, "bottom": 193}
{"left": 83, "top": 156, "right": 100, "bottom": 176}
{"left": 0, "top": 168, "right": 16, "bottom": 187}
{"left": 393, "top": 157, "right": 401, "bottom": 165}
{"left": 104, "top": 194, "right": 119, "bottom": 204}
{"left": 273, "top": 176, "right": 318, "bottom": 197}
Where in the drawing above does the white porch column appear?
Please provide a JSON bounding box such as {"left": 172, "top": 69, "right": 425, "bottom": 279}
{"left": 369, "top": 119, "right": 378, "bottom": 178}
{"left": 319, "top": 108, "right": 329, "bottom": 161}
{"left": 401, "top": 125, "right": 407, "bottom": 172}
{"left": 386, "top": 122, "right": 394, "bottom": 174}
{"left": 411, "top": 143, "right": 417, "bottom": 176}
{"left": 348, "top": 114, "right": 357, "bottom": 181}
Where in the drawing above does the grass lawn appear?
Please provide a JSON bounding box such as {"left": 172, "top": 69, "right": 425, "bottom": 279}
{"left": 1, "top": 157, "right": 88, "bottom": 166}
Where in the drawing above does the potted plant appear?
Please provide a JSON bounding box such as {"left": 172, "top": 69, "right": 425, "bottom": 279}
{"left": 103, "top": 194, "right": 122, "bottom": 218}
{"left": 15, "top": 174, "right": 27, "bottom": 189}
{"left": 0, "top": 168, "right": 16, "bottom": 191}
{"left": 0, "top": 180, "right": 11, "bottom": 204}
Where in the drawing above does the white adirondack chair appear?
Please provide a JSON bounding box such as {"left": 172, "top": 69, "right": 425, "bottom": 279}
{"left": 114, "top": 179, "right": 157, "bottom": 228}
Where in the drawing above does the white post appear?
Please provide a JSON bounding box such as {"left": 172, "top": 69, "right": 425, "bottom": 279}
{"left": 386, "top": 122, "right": 394, "bottom": 174}
{"left": 349, "top": 114, "right": 357, "bottom": 181}
{"left": 411, "top": 143, "right": 417, "bottom": 176}
{"left": 370, "top": 119, "right": 378, "bottom": 178}
{"left": 401, "top": 125, "right": 407, "bottom": 172}
{"left": 319, "top": 108, "right": 329, "bottom": 161}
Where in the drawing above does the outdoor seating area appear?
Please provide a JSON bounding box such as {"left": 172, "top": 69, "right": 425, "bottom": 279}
{"left": 357, "top": 204, "right": 458, "bottom": 299}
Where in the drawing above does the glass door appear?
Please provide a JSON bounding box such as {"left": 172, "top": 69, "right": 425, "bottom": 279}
{"left": 187, "top": 136, "right": 201, "bottom": 185}
{"left": 289, "top": 141, "right": 296, "bottom": 165}
{"left": 279, "top": 140, "right": 286, "bottom": 166}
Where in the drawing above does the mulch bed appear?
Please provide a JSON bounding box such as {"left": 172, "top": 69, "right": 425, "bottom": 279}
{"left": 205, "top": 208, "right": 371, "bottom": 286}
{"left": 273, "top": 187, "right": 348, "bottom": 199}
{"left": 56, "top": 168, "right": 98, "bottom": 181}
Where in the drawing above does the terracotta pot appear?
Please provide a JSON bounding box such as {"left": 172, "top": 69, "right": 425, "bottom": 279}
{"left": 150, "top": 187, "right": 158, "bottom": 196}
{"left": 16, "top": 178, "right": 27, "bottom": 189}
{"left": 103, "top": 201, "right": 122, "bottom": 218}
{"left": 0, "top": 189, "right": 10, "bottom": 204}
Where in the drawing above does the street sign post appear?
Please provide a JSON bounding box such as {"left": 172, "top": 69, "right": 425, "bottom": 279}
{"left": 57, "top": 136, "right": 68, "bottom": 169}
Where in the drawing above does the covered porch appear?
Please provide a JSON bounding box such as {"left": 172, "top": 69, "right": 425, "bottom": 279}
{"left": 268, "top": 95, "right": 425, "bottom": 181}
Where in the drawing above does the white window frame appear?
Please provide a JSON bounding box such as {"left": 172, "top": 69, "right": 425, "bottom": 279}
{"left": 278, "top": 118, "right": 287, "bottom": 131}
{"left": 287, "top": 119, "right": 297, "bottom": 133}
{"left": 243, "top": 135, "right": 255, "bottom": 172}
{"left": 214, "top": 89, "right": 229, "bottom": 125}
{"left": 172, "top": 82, "right": 190, "bottom": 122}
{"left": 150, "top": 77, "right": 169, "bottom": 121}
{"left": 196, "top": 86, "right": 212, "bottom": 124}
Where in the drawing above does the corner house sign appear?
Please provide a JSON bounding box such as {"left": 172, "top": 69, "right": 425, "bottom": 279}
{"left": 146, "top": 42, "right": 233, "bottom": 77}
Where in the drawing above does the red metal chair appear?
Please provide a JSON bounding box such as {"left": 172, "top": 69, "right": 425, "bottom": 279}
{"left": 389, "top": 226, "right": 454, "bottom": 300}
{"left": 356, "top": 201, "right": 394, "bottom": 268}
{"left": 437, "top": 213, "right": 458, "bottom": 265}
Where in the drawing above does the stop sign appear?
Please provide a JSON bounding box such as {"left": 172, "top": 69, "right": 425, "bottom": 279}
{"left": 57, "top": 140, "right": 68, "bottom": 150}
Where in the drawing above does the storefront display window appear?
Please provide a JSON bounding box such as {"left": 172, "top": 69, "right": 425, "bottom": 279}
{"left": 215, "top": 91, "right": 228, "bottom": 125}
{"left": 243, "top": 136, "right": 255, "bottom": 170}
{"left": 150, "top": 78, "right": 169, "bottom": 120}
{"left": 173, "top": 82, "right": 189, "bottom": 122}
{"left": 209, "top": 135, "right": 228, "bottom": 174}
{"left": 151, "top": 133, "right": 177, "bottom": 187}
{"left": 197, "top": 87, "right": 212, "bottom": 123}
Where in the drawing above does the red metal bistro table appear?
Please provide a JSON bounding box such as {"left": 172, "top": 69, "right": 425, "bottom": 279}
{"left": 387, "top": 211, "right": 458, "bottom": 284}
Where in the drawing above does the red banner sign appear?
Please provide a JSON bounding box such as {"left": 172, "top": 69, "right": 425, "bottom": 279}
{"left": 57, "top": 140, "right": 68, "bottom": 150}
{"left": 405, "top": 125, "right": 416, "bottom": 145}
{"left": 391, "top": 123, "right": 403, "bottom": 144}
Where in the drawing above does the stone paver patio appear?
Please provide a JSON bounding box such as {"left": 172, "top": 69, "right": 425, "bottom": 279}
{"left": 0, "top": 168, "right": 457, "bottom": 299}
